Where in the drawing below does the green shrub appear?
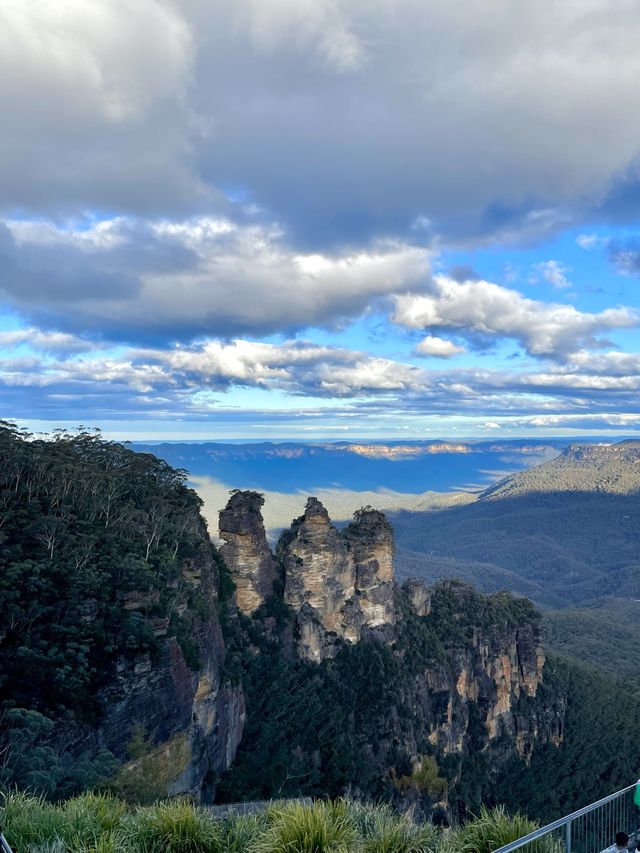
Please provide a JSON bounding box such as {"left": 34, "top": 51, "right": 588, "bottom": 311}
{"left": 341, "top": 799, "right": 438, "bottom": 853}
{"left": 122, "top": 799, "right": 221, "bottom": 853}
{"left": 391, "top": 757, "right": 448, "bottom": 800}
{"left": 1, "top": 793, "right": 554, "bottom": 853}
{"left": 453, "top": 806, "right": 557, "bottom": 853}
{"left": 253, "top": 800, "right": 357, "bottom": 853}
{"left": 218, "top": 812, "right": 268, "bottom": 852}
{"left": 0, "top": 790, "right": 128, "bottom": 852}
{"left": 1, "top": 791, "right": 68, "bottom": 851}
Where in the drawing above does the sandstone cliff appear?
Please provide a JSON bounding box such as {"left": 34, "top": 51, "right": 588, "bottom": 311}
{"left": 96, "top": 517, "right": 245, "bottom": 800}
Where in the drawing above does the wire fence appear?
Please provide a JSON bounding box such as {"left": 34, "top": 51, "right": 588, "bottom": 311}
{"left": 494, "top": 784, "right": 638, "bottom": 853}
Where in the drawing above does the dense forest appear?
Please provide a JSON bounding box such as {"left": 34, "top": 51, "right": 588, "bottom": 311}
{"left": 0, "top": 421, "right": 212, "bottom": 798}
{"left": 392, "top": 490, "right": 640, "bottom": 609}
{"left": 543, "top": 599, "right": 640, "bottom": 684}
{"left": 493, "top": 657, "right": 640, "bottom": 821}
{"left": 218, "top": 583, "right": 539, "bottom": 815}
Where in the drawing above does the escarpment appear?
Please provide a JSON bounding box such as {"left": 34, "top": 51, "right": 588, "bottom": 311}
{"left": 217, "top": 491, "right": 562, "bottom": 816}
{"left": 95, "top": 520, "right": 245, "bottom": 799}
{"left": 0, "top": 427, "right": 245, "bottom": 804}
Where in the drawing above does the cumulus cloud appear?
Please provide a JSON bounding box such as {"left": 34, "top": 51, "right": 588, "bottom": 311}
{"left": 4, "top": 1, "right": 640, "bottom": 242}
{"left": 534, "top": 260, "right": 571, "bottom": 289}
{"left": 0, "top": 339, "right": 429, "bottom": 401}
{"left": 415, "top": 335, "right": 466, "bottom": 358}
{"left": 0, "top": 0, "right": 206, "bottom": 215}
{"left": 0, "top": 217, "right": 431, "bottom": 341}
{"left": 391, "top": 276, "right": 640, "bottom": 358}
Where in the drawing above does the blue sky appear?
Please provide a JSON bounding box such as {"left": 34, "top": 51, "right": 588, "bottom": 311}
{"left": 1, "top": 0, "right": 640, "bottom": 440}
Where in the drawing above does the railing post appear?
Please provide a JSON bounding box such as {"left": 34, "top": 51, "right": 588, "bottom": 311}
{"left": 565, "top": 818, "right": 572, "bottom": 853}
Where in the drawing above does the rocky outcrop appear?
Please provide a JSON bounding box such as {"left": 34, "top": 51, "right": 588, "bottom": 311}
{"left": 345, "top": 508, "right": 395, "bottom": 629}
{"left": 219, "top": 490, "right": 279, "bottom": 614}
{"left": 274, "top": 498, "right": 395, "bottom": 661}
{"left": 277, "top": 497, "right": 360, "bottom": 661}
{"left": 421, "top": 583, "right": 549, "bottom": 761}
{"left": 402, "top": 578, "right": 431, "bottom": 616}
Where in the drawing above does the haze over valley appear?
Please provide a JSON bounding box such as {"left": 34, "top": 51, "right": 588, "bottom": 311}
{"left": 133, "top": 438, "right": 565, "bottom": 535}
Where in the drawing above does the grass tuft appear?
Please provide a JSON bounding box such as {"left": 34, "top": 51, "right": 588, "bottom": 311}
{"left": 253, "top": 799, "right": 357, "bottom": 853}
{"left": 453, "top": 805, "right": 555, "bottom": 853}
{"left": 0, "top": 792, "right": 549, "bottom": 853}
{"left": 122, "top": 799, "right": 221, "bottom": 853}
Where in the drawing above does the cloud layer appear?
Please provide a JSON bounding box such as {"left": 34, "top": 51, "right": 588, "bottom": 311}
{"left": 4, "top": 1, "right": 640, "bottom": 242}
{"left": 392, "top": 276, "right": 640, "bottom": 358}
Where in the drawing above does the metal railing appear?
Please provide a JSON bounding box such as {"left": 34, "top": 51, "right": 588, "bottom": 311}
{"left": 494, "top": 784, "right": 638, "bottom": 853}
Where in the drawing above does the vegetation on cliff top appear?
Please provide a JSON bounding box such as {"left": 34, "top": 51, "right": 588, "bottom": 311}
{"left": 0, "top": 422, "right": 213, "bottom": 798}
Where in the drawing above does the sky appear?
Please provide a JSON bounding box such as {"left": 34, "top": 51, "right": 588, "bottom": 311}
{"left": 1, "top": 0, "right": 640, "bottom": 441}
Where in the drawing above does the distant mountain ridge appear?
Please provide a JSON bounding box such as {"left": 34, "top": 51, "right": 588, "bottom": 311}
{"left": 481, "top": 441, "right": 640, "bottom": 500}
{"left": 390, "top": 440, "right": 640, "bottom": 610}
{"left": 132, "top": 438, "right": 564, "bottom": 495}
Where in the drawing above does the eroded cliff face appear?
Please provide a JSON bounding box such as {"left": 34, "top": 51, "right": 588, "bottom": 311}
{"left": 219, "top": 490, "right": 279, "bottom": 614}
{"left": 217, "top": 492, "right": 561, "bottom": 814}
{"left": 97, "top": 522, "right": 245, "bottom": 800}
{"left": 407, "top": 581, "right": 553, "bottom": 763}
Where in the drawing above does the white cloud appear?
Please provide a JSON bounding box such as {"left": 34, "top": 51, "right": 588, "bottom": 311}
{"left": 535, "top": 260, "right": 571, "bottom": 289}
{"left": 0, "top": 329, "right": 96, "bottom": 353}
{"left": 3, "top": 334, "right": 640, "bottom": 416}
{"left": 415, "top": 335, "right": 465, "bottom": 358}
{"left": 576, "top": 234, "right": 600, "bottom": 249}
{"left": 0, "top": 216, "right": 432, "bottom": 339}
{"left": 138, "top": 339, "right": 428, "bottom": 397}
{"left": 391, "top": 275, "right": 640, "bottom": 358}
{"left": 526, "top": 413, "right": 640, "bottom": 430}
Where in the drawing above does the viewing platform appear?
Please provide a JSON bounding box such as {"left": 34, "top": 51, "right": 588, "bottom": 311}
{"left": 495, "top": 784, "right": 638, "bottom": 853}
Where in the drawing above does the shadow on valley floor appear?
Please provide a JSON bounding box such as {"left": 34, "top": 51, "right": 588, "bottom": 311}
{"left": 132, "top": 440, "right": 561, "bottom": 494}
{"left": 388, "top": 489, "right": 640, "bottom": 610}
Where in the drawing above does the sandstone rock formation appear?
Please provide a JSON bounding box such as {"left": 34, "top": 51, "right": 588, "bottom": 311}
{"left": 273, "top": 497, "right": 396, "bottom": 661}
{"left": 402, "top": 578, "right": 431, "bottom": 616}
{"left": 420, "top": 583, "right": 550, "bottom": 762}
{"left": 345, "top": 508, "right": 395, "bottom": 629}
{"left": 219, "top": 490, "right": 279, "bottom": 614}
